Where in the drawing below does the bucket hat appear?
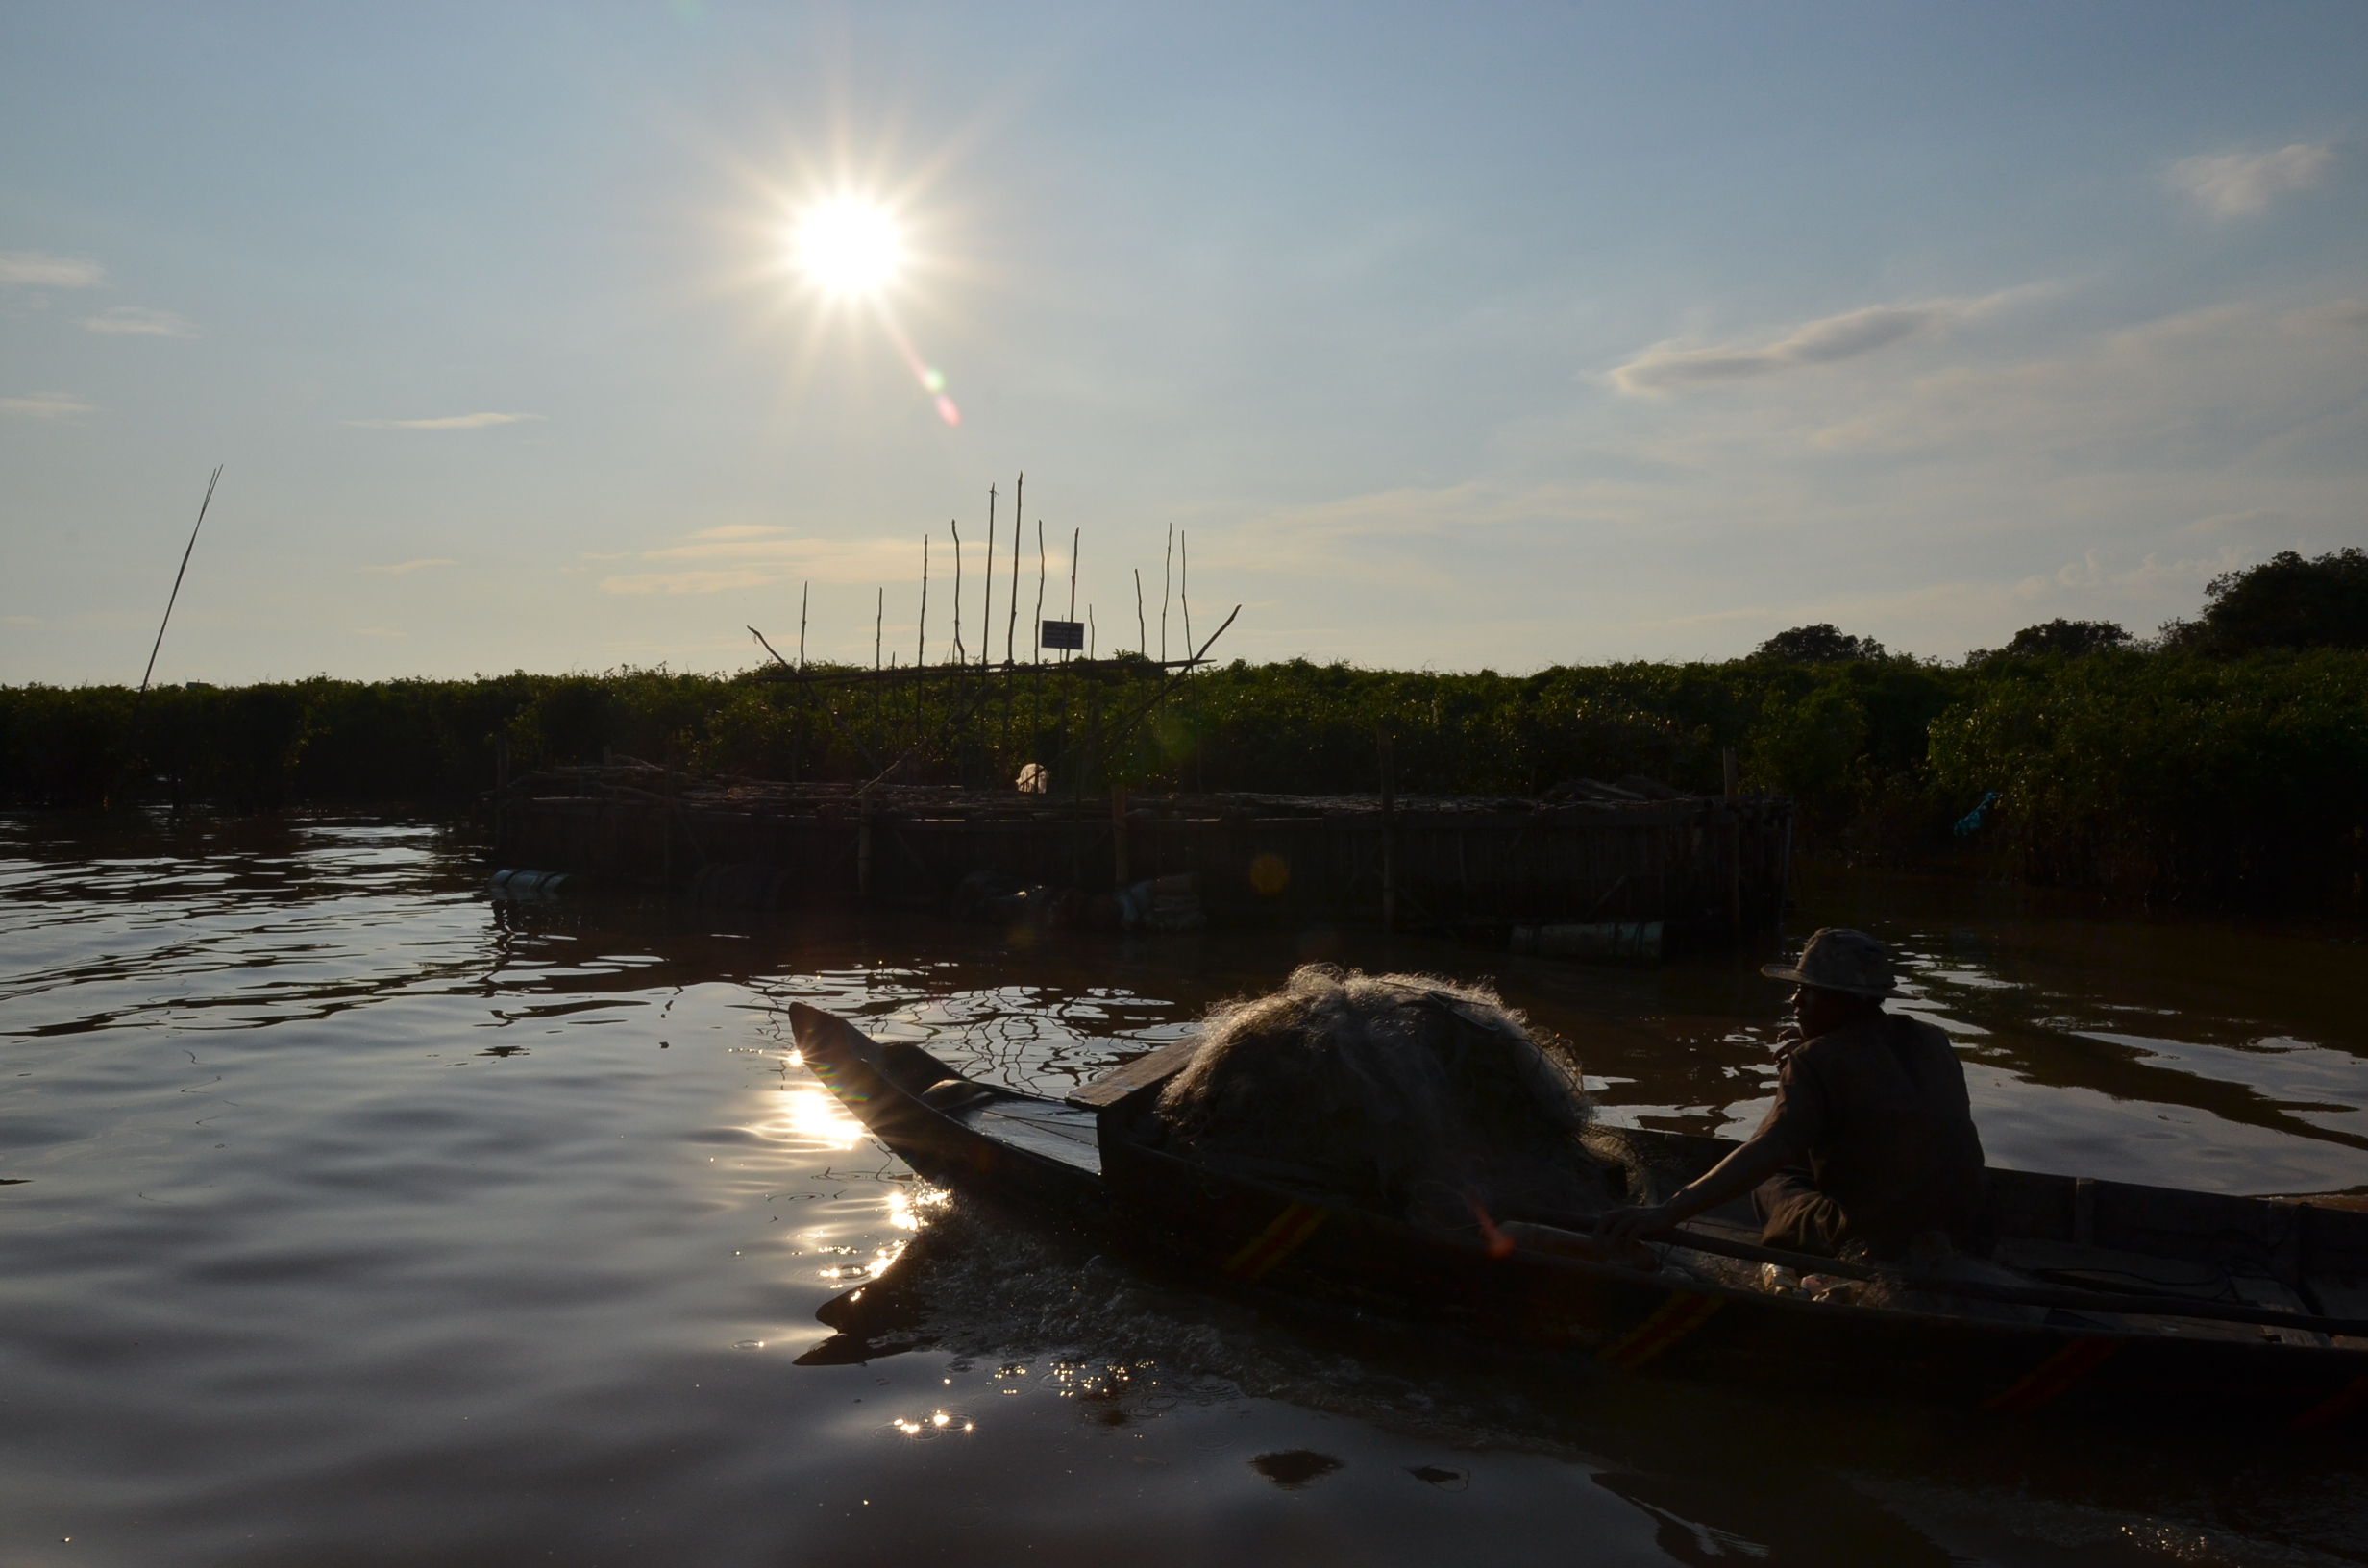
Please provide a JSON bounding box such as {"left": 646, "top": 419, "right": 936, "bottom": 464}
{"left": 1760, "top": 927, "right": 1906, "bottom": 998}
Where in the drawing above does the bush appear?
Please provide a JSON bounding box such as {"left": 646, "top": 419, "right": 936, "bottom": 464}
{"left": 9, "top": 647, "right": 2368, "bottom": 910}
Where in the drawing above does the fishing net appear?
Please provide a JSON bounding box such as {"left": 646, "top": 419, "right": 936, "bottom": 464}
{"left": 1147, "top": 964, "right": 1622, "bottom": 1229}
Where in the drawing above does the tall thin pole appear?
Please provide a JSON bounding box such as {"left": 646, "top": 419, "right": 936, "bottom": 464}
{"left": 1005, "top": 474, "right": 1023, "bottom": 663}
{"left": 1032, "top": 519, "right": 1048, "bottom": 747}
{"left": 981, "top": 485, "right": 996, "bottom": 674}
{"left": 799, "top": 581, "right": 809, "bottom": 670}
{"left": 1067, "top": 527, "right": 1079, "bottom": 666}
{"left": 1002, "top": 474, "right": 1022, "bottom": 751}
{"left": 1180, "top": 531, "right": 1192, "bottom": 654}
{"left": 950, "top": 519, "right": 965, "bottom": 664}
{"left": 140, "top": 465, "right": 222, "bottom": 693}
{"left": 1160, "top": 523, "right": 1172, "bottom": 664}
{"left": 917, "top": 535, "right": 929, "bottom": 666}
{"left": 1135, "top": 569, "right": 1147, "bottom": 655}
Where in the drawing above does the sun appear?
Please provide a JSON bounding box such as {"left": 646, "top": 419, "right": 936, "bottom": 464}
{"left": 791, "top": 197, "right": 903, "bottom": 297}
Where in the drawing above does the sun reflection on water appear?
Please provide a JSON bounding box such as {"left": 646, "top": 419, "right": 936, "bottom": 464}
{"left": 778, "top": 1082, "right": 866, "bottom": 1148}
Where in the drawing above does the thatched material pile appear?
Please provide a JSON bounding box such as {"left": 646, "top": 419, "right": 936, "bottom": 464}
{"left": 1147, "top": 965, "right": 1621, "bottom": 1229}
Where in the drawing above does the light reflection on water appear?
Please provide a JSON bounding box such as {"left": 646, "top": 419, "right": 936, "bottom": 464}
{"left": 0, "top": 812, "right": 2364, "bottom": 1567}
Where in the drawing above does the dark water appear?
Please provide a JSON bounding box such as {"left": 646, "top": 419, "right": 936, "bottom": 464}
{"left": 3, "top": 812, "right": 2364, "bottom": 1567}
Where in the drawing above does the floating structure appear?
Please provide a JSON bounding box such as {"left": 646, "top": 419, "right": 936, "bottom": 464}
{"left": 492, "top": 760, "right": 1794, "bottom": 948}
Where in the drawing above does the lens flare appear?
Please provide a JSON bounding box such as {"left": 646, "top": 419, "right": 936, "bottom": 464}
{"left": 793, "top": 198, "right": 902, "bottom": 296}
{"left": 779, "top": 190, "right": 960, "bottom": 426}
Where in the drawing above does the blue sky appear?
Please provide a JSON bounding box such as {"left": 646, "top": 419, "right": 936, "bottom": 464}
{"left": 3, "top": 2, "right": 2363, "bottom": 682}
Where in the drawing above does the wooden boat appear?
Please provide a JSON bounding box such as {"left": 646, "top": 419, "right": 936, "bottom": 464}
{"left": 790, "top": 1001, "right": 2368, "bottom": 1429}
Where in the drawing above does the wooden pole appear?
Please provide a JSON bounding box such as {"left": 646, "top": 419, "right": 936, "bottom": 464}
{"left": 1722, "top": 746, "right": 1739, "bottom": 798}
{"left": 749, "top": 625, "right": 792, "bottom": 669}
{"left": 1067, "top": 527, "right": 1079, "bottom": 664}
{"left": 950, "top": 520, "right": 964, "bottom": 665}
{"left": 1003, "top": 475, "right": 1022, "bottom": 754}
{"left": 141, "top": 465, "right": 222, "bottom": 693}
{"left": 1160, "top": 523, "right": 1172, "bottom": 664}
{"left": 1005, "top": 474, "right": 1023, "bottom": 664}
{"left": 798, "top": 581, "right": 808, "bottom": 670}
{"left": 981, "top": 485, "right": 997, "bottom": 674}
{"left": 917, "top": 535, "right": 929, "bottom": 666}
{"left": 1032, "top": 519, "right": 1048, "bottom": 754}
{"left": 1135, "top": 569, "right": 1147, "bottom": 655}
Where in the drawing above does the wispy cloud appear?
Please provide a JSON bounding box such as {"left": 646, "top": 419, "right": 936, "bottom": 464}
{"left": 83, "top": 306, "right": 198, "bottom": 337}
{"left": 345, "top": 412, "right": 543, "bottom": 430}
{"left": 0, "top": 391, "right": 97, "bottom": 420}
{"left": 598, "top": 530, "right": 924, "bottom": 594}
{"left": 2169, "top": 143, "right": 2334, "bottom": 219}
{"left": 364, "top": 558, "right": 459, "bottom": 575}
{"left": 1609, "top": 294, "right": 2017, "bottom": 395}
{"left": 0, "top": 251, "right": 104, "bottom": 288}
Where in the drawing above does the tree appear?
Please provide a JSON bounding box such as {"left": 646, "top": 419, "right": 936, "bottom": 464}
{"left": 2164, "top": 549, "right": 2368, "bottom": 653}
{"left": 1977, "top": 619, "right": 2132, "bottom": 660}
{"left": 1751, "top": 625, "right": 1887, "bottom": 664}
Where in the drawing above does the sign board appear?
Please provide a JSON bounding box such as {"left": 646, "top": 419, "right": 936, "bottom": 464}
{"left": 1039, "top": 619, "right": 1085, "bottom": 651}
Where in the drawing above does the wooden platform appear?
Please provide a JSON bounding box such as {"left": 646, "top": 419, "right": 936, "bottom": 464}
{"left": 492, "top": 764, "right": 1794, "bottom": 943}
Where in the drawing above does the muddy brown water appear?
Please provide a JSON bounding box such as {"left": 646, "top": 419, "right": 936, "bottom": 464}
{"left": 3, "top": 810, "right": 2364, "bottom": 1567}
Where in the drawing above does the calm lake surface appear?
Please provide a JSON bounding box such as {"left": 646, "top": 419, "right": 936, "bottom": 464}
{"left": 3, "top": 811, "right": 2364, "bottom": 1567}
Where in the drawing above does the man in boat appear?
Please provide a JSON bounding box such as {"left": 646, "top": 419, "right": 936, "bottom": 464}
{"left": 1596, "top": 928, "right": 1988, "bottom": 1261}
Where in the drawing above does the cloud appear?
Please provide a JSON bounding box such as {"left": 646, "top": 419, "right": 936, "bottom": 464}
{"left": 363, "top": 558, "right": 459, "bottom": 575}
{"left": 1803, "top": 296, "right": 2366, "bottom": 457}
{"left": 2169, "top": 143, "right": 2334, "bottom": 219}
{"left": 0, "top": 391, "right": 97, "bottom": 420}
{"left": 0, "top": 251, "right": 104, "bottom": 287}
{"left": 1609, "top": 295, "right": 2013, "bottom": 395}
{"left": 598, "top": 532, "right": 923, "bottom": 594}
{"left": 83, "top": 306, "right": 198, "bottom": 337}
{"left": 345, "top": 412, "right": 543, "bottom": 430}
{"left": 2181, "top": 508, "right": 2285, "bottom": 537}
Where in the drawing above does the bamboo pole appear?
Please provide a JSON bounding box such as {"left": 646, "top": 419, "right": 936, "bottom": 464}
{"left": 1032, "top": 519, "right": 1048, "bottom": 756}
{"left": 1160, "top": 523, "right": 1172, "bottom": 665}
{"left": 950, "top": 520, "right": 964, "bottom": 665}
{"left": 917, "top": 535, "right": 929, "bottom": 667}
{"left": 140, "top": 465, "right": 222, "bottom": 693}
{"left": 749, "top": 625, "right": 793, "bottom": 669}
{"left": 1002, "top": 474, "right": 1022, "bottom": 755}
{"left": 1005, "top": 474, "right": 1023, "bottom": 664}
{"left": 1135, "top": 569, "right": 1147, "bottom": 655}
{"left": 799, "top": 581, "right": 809, "bottom": 670}
{"left": 982, "top": 484, "right": 997, "bottom": 674}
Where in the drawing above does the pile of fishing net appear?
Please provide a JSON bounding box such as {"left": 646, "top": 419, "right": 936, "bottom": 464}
{"left": 1144, "top": 964, "right": 1624, "bottom": 1230}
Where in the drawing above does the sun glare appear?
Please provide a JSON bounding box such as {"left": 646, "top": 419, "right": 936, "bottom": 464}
{"left": 793, "top": 198, "right": 902, "bottom": 296}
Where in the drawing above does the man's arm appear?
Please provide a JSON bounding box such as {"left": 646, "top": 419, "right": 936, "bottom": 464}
{"left": 1593, "top": 1130, "right": 1798, "bottom": 1250}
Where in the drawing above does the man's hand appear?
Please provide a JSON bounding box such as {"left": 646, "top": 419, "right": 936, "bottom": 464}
{"left": 1595, "top": 1201, "right": 1681, "bottom": 1252}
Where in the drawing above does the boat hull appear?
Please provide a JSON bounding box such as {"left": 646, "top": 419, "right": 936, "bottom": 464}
{"left": 791, "top": 1002, "right": 2368, "bottom": 1430}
